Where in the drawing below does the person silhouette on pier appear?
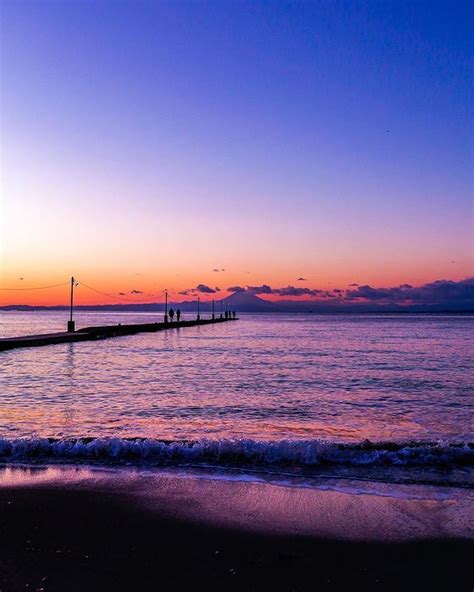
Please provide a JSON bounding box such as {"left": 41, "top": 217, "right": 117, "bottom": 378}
{"left": 232, "top": 311, "right": 236, "bottom": 319}
{"left": 169, "top": 308, "right": 175, "bottom": 322}
{"left": 176, "top": 309, "right": 181, "bottom": 322}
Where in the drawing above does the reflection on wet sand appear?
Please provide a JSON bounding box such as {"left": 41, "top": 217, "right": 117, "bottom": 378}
{"left": 1, "top": 464, "right": 472, "bottom": 542}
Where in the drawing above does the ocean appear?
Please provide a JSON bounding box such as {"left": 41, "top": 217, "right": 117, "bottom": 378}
{"left": 1, "top": 311, "right": 473, "bottom": 489}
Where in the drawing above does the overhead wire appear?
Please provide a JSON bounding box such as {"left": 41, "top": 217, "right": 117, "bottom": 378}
{"left": 0, "top": 278, "right": 165, "bottom": 304}
{"left": 0, "top": 281, "right": 70, "bottom": 291}
{"left": 76, "top": 280, "right": 163, "bottom": 303}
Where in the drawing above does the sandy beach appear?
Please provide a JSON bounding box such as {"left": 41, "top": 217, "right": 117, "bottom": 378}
{"left": 0, "top": 465, "right": 472, "bottom": 591}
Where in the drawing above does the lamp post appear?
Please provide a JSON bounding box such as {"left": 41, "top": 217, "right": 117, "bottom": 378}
{"left": 67, "top": 276, "right": 76, "bottom": 332}
{"left": 212, "top": 299, "right": 215, "bottom": 320}
{"left": 164, "top": 289, "right": 168, "bottom": 324}
{"left": 197, "top": 295, "right": 200, "bottom": 321}
{"left": 220, "top": 299, "right": 223, "bottom": 319}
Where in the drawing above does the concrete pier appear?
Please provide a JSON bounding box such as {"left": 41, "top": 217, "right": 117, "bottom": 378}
{"left": 0, "top": 317, "right": 238, "bottom": 352}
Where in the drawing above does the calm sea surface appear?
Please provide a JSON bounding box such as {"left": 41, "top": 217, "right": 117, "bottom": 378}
{"left": 1, "top": 311, "right": 472, "bottom": 444}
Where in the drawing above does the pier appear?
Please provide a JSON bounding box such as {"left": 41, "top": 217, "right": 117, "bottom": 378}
{"left": 0, "top": 317, "right": 238, "bottom": 352}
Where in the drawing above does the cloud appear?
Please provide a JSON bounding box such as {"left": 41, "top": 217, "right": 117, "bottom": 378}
{"left": 187, "top": 278, "right": 474, "bottom": 309}
{"left": 246, "top": 284, "right": 273, "bottom": 294}
{"left": 215, "top": 287, "right": 221, "bottom": 292}
{"left": 212, "top": 269, "right": 220, "bottom": 272}
{"left": 227, "top": 284, "right": 323, "bottom": 297}
{"left": 246, "top": 284, "right": 322, "bottom": 297}
{"left": 274, "top": 286, "right": 323, "bottom": 297}
{"left": 297, "top": 277, "right": 307, "bottom": 281}
{"left": 196, "top": 284, "right": 218, "bottom": 294}
{"left": 130, "top": 289, "right": 143, "bottom": 294}
{"left": 349, "top": 283, "right": 359, "bottom": 287}
{"left": 178, "top": 290, "right": 189, "bottom": 295}
{"left": 345, "top": 277, "right": 474, "bottom": 307}
{"left": 118, "top": 292, "right": 126, "bottom": 296}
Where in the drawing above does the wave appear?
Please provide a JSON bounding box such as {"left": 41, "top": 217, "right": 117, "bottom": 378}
{"left": 0, "top": 437, "right": 472, "bottom": 469}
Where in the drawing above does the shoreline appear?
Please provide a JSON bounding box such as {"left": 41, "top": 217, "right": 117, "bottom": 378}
{"left": 0, "top": 465, "right": 472, "bottom": 591}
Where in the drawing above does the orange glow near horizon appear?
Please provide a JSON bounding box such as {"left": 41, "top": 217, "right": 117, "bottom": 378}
{"left": 0, "top": 263, "right": 472, "bottom": 307}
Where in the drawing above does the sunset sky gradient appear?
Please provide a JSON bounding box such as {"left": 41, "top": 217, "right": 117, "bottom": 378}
{"left": 1, "top": 1, "right": 472, "bottom": 306}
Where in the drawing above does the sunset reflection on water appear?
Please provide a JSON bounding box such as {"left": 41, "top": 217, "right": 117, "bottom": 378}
{"left": 0, "top": 312, "right": 472, "bottom": 443}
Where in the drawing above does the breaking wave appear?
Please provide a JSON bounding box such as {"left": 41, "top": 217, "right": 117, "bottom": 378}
{"left": 0, "top": 437, "right": 472, "bottom": 468}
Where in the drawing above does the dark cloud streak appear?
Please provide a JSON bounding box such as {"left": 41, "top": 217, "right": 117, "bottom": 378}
{"left": 225, "top": 278, "right": 474, "bottom": 308}
{"left": 345, "top": 278, "right": 474, "bottom": 306}
{"left": 196, "top": 284, "right": 218, "bottom": 294}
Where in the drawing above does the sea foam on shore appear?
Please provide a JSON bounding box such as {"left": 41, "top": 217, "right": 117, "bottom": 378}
{"left": 0, "top": 436, "right": 472, "bottom": 468}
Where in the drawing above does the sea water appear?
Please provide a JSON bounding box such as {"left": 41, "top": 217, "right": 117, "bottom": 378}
{"left": 0, "top": 311, "right": 472, "bottom": 487}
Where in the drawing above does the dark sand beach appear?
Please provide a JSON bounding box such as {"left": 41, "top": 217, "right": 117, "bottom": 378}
{"left": 0, "top": 466, "right": 472, "bottom": 591}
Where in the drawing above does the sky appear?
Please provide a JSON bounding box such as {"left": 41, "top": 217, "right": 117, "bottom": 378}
{"left": 0, "top": 0, "right": 472, "bottom": 306}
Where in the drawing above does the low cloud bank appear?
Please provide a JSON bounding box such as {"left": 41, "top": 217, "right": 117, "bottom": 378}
{"left": 196, "top": 284, "right": 220, "bottom": 294}
{"left": 226, "top": 278, "right": 474, "bottom": 308}
{"left": 345, "top": 278, "right": 474, "bottom": 306}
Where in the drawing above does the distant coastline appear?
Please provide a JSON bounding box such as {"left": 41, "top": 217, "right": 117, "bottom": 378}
{"left": 1, "top": 303, "right": 473, "bottom": 314}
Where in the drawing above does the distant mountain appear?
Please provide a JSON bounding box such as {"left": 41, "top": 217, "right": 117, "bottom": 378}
{"left": 222, "top": 291, "right": 275, "bottom": 312}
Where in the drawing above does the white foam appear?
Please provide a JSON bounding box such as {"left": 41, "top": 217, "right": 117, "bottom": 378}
{"left": 0, "top": 436, "right": 472, "bottom": 468}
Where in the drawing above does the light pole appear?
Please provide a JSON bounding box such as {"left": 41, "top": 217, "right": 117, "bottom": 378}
{"left": 212, "top": 299, "right": 215, "bottom": 320}
{"left": 220, "top": 299, "right": 223, "bottom": 319}
{"left": 197, "top": 295, "right": 200, "bottom": 321}
{"left": 68, "top": 276, "right": 76, "bottom": 332}
{"left": 164, "top": 289, "right": 168, "bottom": 324}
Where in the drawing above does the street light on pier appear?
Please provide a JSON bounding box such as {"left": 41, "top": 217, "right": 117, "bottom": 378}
{"left": 164, "top": 289, "right": 169, "bottom": 324}
{"left": 197, "top": 295, "right": 200, "bottom": 321}
{"left": 67, "top": 276, "right": 77, "bottom": 332}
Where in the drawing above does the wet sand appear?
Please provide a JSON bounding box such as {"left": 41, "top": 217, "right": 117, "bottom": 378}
{"left": 0, "top": 465, "right": 472, "bottom": 591}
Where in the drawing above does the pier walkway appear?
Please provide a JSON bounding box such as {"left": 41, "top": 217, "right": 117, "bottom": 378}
{"left": 0, "top": 317, "right": 238, "bottom": 352}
